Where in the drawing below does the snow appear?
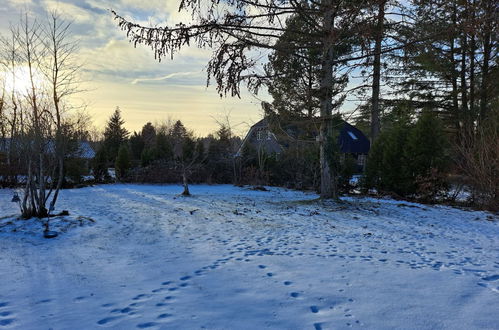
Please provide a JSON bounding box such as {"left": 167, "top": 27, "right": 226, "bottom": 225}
{"left": 0, "top": 184, "right": 498, "bottom": 329}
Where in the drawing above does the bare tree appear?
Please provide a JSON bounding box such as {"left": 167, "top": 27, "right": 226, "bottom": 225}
{"left": 1, "top": 12, "right": 83, "bottom": 219}
{"left": 42, "top": 12, "right": 82, "bottom": 211}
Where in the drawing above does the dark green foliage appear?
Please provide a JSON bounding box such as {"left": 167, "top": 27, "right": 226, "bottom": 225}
{"left": 206, "top": 124, "right": 236, "bottom": 183}
{"left": 181, "top": 137, "right": 196, "bottom": 161}
{"left": 115, "top": 144, "right": 131, "bottom": 180}
{"left": 405, "top": 110, "right": 449, "bottom": 199}
{"left": 364, "top": 120, "right": 411, "bottom": 195}
{"left": 363, "top": 111, "right": 449, "bottom": 199}
{"left": 104, "top": 107, "right": 129, "bottom": 161}
{"left": 264, "top": 12, "right": 351, "bottom": 120}
{"left": 140, "top": 148, "right": 155, "bottom": 167}
{"left": 156, "top": 132, "right": 173, "bottom": 161}
{"left": 65, "top": 158, "right": 87, "bottom": 184}
{"left": 338, "top": 155, "right": 357, "bottom": 193}
{"left": 129, "top": 132, "right": 145, "bottom": 160}
{"left": 93, "top": 146, "right": 110, "bottom": 182}
{"left": 141, "top": 122, "right": 156, "bottom": 148}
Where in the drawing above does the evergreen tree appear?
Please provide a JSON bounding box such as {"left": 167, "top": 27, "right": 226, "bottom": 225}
{"left": 363, "top": 119, "right": 412, "bottom": 196}
{"left": 155, "top": 132, "right": 173, "bottom": 161}
{"left": 405, "top": 110, "right": 449, "bottom": 199}
{"left": 129, "top": 132, "right": 145, "bottom": 160}
{"left": 140, "top": 148, "right": 155, "bottom": 167}
{"left": 141, "top": 122, "right": 156, "bottom": 148}
{"left": 263, "top": 12, "right": 352, "bottom": 122}
{"left": 115, "top": 144, "right": 131, "bottom": 180}
{"left": 92, "top": 147, "right": 109, "bottom": 182}
{"left": 104, "top": 107, "right": 129, "bottom": 161}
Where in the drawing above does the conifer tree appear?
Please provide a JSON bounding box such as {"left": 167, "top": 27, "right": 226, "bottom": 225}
{"left": 115, "top": 144, "right": 131, "bottom": 180}
{"left": 104, "top": 107, "right": 129, "bottom": 161}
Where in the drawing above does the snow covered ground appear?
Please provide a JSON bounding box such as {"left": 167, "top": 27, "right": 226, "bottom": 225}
{"left": 0, "top": 184, "right": 498, "bottom": 330}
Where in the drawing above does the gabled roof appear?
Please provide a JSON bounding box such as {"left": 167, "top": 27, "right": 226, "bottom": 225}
{"left": 240, "top": 117, "right": 370, "bottom": 155}
{"left": 0, "top": 138, "right": 95, "bottom": 159}
{"left": 338, "top": 122, "right": 370, "bottom": 154}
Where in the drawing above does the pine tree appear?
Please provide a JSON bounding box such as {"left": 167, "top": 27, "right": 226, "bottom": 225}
{"left": 104, "top": 107, "right": 129, "bottom": 161}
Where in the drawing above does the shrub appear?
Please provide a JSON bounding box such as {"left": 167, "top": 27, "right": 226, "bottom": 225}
{"left": 92, "top": 147, "right": 110, "bottom": 182}
{"left": 115, "top": 144, "right": 131, "bottom": 180}
{"left": 363, "top": 111, "right": 448, "bottom": 200}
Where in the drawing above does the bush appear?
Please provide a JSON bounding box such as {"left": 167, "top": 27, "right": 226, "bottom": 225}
{"left": 363, "top": 111, "right": 449, "bottom": 200}
{"left": 65, "top": 158, "right": 87, "bottom": 184}
{"left": 405, "top": 110, "right": 449, "bottom": 200}
{"left": 363, "top": 120, "right": 412, "bottom": 196}
{"left": 92, "top": 147, "right": 110, "bottom": 182}
{"left": 115, "top": 144, "right": 131, "bottom": 180}
{"left": 455, "top": 112, "right": 499, "bottom": 210}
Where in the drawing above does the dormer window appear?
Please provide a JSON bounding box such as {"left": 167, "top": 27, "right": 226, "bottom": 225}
{"left": 347, "top": 131, "right": 358, "bottom": 140}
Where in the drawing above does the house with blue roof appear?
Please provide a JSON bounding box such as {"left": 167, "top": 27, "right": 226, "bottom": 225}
{"left": 237, "top": 118, "right": 370, "bottom": 171}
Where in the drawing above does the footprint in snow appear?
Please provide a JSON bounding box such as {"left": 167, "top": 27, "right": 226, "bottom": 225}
{"left": 313, "top": 322, "right": 323, "bottom": 330}
{"left": 97, "top": 315, "right": 124, "bottom": 326}
{"left": 133, "top": 294, "right": 152, "bottom": 301}
{"left": 101, "top": 303, "right": 115, "bottom": 308}
{"left": 0, "top": 318, "right": 16, "bottom": 327}
{"left": 482, "top": 274, "right": 499, "bottom": 281}
{"left": 136, "top": 321, "right": 159, "bottom": 328}
{"left": 310, "top": 306, "right": 319, "bottom": 313}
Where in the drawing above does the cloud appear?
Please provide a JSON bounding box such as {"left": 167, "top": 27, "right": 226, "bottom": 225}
{"left": 42, "top": 0, "right": 93, "bottom": 22}
{"left": 6, "top": 0, "right": 34, "bottom": 6}
{"left": 131, "top": 71, "right": 201, "bottom": 85}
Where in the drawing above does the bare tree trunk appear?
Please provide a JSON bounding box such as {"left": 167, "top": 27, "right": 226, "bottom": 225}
{"left": 370, "top": 0, "right": 386, "bottom": 143}
{"left": 469, "top": 1, "right": 476, "bottom": 122}
{"left": 450, "top": 36, "right": 460, "bottom": 132}
{"left": 182, "top": 167, "right": 190, "bottom": 196}
{"left": 22, "top": 159, "right": 32, "bottom": 217}
{"left": 479, "top": 0, "right": 492, "bottom": 123}
{"left": 318, "top": 0, "right": 337, "bottom": 199}
{"left": 50, "top": 156, "right": 64, "bottom": 210}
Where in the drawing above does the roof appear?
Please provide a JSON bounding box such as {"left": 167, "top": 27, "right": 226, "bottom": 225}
{"left": 0, "top": 138, "right": 95, "bottom": 159}
{"left": 338, "top": 122, "right": 370, "bottom": 154}
{"left": 240, "top": 118, "right": 370, "bottom": 155}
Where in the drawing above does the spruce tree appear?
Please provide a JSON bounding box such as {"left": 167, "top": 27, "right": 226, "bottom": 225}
{"left": 104, "top": 107, "right": 129, "bottom": 161}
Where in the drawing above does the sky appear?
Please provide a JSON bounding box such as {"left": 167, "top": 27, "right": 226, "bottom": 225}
{"left": 0, "top": 0, "right": 265, "bottom": 136}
